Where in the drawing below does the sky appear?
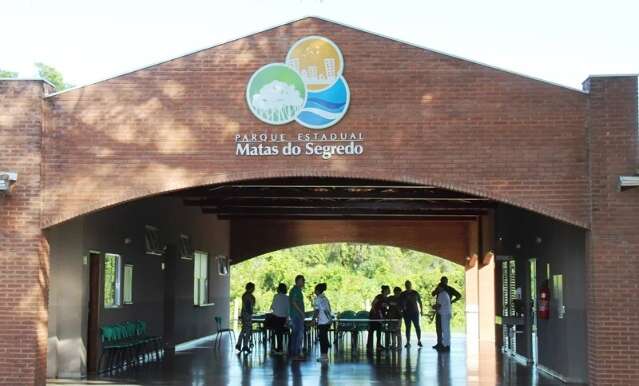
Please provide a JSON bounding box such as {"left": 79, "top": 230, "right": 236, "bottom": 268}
{"left": 2, "top": 0, "right": 638, "bottom": 90}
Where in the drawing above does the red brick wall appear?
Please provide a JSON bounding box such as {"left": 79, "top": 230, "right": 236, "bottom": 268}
{"left": 586, "top": 76, "right": 639, "bottom": 386}
{"left": 42, "top": 17, "right": 589, "bottom": 228}
{"left": 2, "top": 17, "right": 636, "bottom": 385}
{"left": 0, "top": 80, "right": 52, "bottom": 385}
{"left": 231, "top": 219, "right": 471, "bottom": 265}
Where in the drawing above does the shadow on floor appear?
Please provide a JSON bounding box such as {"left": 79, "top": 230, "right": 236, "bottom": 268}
{"left": 48, "top": 334, "right": 562, "bottom": 386}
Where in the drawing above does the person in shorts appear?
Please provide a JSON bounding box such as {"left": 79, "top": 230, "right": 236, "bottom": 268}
{"left": 401, "top": 280, "right": 423, "bottom": 348}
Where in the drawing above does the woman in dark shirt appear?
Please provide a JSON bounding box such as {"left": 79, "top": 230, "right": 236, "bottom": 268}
{"left": 386, "top": 287, "right": 404, "bottom": 350}
{"left": 367, "top": 285, "right": 390, "bottom": 351}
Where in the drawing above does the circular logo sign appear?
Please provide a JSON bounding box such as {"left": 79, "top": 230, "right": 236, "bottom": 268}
{"left": 246, "top": 63, "right": 307, "bottom": 125}
{"left": 246, "top": 36, "right": 350, "bottom": 130}
{"left": 285, "top": 36, "right": 344, "bottom": 92}
{"left": 295, "top": 76, "right": 350, "bottom": 129}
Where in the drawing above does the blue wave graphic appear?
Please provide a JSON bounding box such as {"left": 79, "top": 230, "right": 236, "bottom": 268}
{"left": 306, "top": 97, "right": 345, "bottom": 112}
{"left": 297, "top": 111, "right": 334, "bottom": 126}
{"left": 296, "top": 77, "right": 349, "bottom": 129}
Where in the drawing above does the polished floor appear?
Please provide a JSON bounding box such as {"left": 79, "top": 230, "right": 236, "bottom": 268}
{"left": 48, "top": 333, "right": 562, "bottom": 386}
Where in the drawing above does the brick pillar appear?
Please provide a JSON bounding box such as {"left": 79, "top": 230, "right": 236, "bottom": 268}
{"left": 585, "top": 75, "right": 639, "bottom": 385}
{"left": 0, "top": 80, "right": 51, "bottom": 385}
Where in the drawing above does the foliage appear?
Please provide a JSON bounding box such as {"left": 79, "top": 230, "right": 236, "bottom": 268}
{"left": 35, "top": 62, "right": 73, "bottom": 90}
{"left": 104, "top": 254, "right": 118, "bottom": 307}
{"left": 231, "top": 243, "right": 466, "bottom": 331}
{"left": 0, "top": 69, "right": 18, "bottom": 78}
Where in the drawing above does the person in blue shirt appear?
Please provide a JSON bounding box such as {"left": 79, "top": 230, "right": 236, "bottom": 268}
{"left": 289, "top": 275, "right": 306, "bottom": 360}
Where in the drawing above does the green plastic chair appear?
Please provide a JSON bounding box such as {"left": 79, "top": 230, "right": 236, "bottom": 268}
{"left": 337, "top": 311, "right": 356, "bottom": 332}
{"left": 98, "top": 321, "right": 163, "bottom": 373}
{"left": 99, "top": 325, "right": 133, "bottom": 372}
{"left": 213, "top": 316, "right": 236, "bottom": 349}
{"left": 336, "top": 311, "right": 357, "bottom": 348}
{"left": 133, "top": 320, "right": 163, "bottom": 360}
{"left": 355, "top": 311, "right": 370, "bottom": 332}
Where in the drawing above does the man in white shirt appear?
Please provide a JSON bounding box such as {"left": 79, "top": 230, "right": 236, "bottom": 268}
{"left": 431, "top": 276, "right": 461, "bottom": 350}
{"left": 270, "top": 283, "right": 289, "bottom": 355}
{"left": 435, "top": 283, "right": 452, "bottom": 352}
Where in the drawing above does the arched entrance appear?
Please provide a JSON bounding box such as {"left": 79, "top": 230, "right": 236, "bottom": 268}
{"left": 43, "top": 175, "right": 589, "bottom": 385}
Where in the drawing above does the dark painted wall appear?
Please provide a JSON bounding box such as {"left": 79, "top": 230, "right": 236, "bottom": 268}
{"left": 47, "top": 197, "right": 230, "bottom": 378}
{"left": 495, "top": 204, "right": 587, "bottom": 383}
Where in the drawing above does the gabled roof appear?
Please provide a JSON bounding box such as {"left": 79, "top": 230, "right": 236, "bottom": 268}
{"left": 45, "top": 16, "right": 587, "bottom": 98}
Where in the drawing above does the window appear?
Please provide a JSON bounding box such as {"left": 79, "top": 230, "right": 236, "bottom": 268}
{"left": 216, "top": 255, "right": 229, "bottom": 276}
{"left": 552, "top": 274, "right": 565, "bottom": 319}
{"left": 145, "top": 225, "right": 163, "bottom": 255}
{"left": 104, "top": 253, "right": 122, "bottom": 308}
{"left": 194, "top": 251, "right": 209, "bottom": 306}
{"left": 123, "top": 264, "right": 133, "bottom": 304}
{"left": 179, "top": 234, "right": 194, "bottom": 260}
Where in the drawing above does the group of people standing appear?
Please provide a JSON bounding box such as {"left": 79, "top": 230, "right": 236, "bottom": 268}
{"left": 236, "top": 275, "right": 329, "bottom": 361}
{"left": 366, "top": 277, "right": 460, "bottom": 352}
{"left": 235, "top": 274, "right": 460, "bottom": 362}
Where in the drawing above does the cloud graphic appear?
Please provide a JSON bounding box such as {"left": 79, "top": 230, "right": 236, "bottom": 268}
{"left": 252, "top": 80, "right": 304, "bottom": 117}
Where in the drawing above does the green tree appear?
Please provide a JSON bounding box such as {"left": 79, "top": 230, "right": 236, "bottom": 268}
{"left": 230, "top": 243, "right": 466, "bottom": 332}
{"left": 0, "top": 69, "right": 18, "bottom": 78}
{"left": 35, "top": 62, "right": 73, "bottom": 90}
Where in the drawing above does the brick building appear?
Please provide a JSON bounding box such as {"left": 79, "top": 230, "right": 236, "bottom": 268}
{"left": 0, "top": 17, "right": 637, "bottom": 385}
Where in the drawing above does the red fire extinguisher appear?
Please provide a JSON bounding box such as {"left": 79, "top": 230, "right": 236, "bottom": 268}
{"left": 539, "top": 284, "right": 550, "bottom": 320}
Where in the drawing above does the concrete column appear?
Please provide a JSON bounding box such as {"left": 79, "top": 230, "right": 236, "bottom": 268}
{"left": 465, "top": 221, "right": 480, "bottom": 343}
{"left": 465, "top": 221, "right": 480, "bottom": 382}
{"left": 479, "top": 213, "right": 496, "bottom": 342}
{"left": 477, "top": 214, "right": 497, "bottom": 384}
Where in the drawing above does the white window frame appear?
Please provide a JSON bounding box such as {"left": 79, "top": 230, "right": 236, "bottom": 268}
{"left": 123, "top": 264, "right": 133, "bottom": 304}
{"left": 194, "top": 251, "right": 209, "bottom": 306}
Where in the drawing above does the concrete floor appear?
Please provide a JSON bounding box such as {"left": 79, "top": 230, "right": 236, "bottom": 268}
{"left": 47, "top": 334, "right": 562, "bottom": 386}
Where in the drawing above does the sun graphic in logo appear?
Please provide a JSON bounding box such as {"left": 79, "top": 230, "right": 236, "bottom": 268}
{"left": 246, "top": 35, "right": 350, "bottom": 130}
{"left": 285, "top": 36, "right": 344, "bottom": 92}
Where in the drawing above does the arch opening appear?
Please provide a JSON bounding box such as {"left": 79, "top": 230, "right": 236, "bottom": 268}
{"left": 230, "top": 242, "right": 467, "bottom": 333}
{"left": 44, "top": 175, "right": 586, "bottom": 384}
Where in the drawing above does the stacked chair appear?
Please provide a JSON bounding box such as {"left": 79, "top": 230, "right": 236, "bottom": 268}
{"left": 98, "top": 321, "right": 163, "bottom": 373}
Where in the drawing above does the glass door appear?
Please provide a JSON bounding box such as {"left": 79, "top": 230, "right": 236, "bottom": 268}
{"left": 502, "top": 259, "right": 517, "bottom": 353}
{"left": 529, "top": 258, "right": 538, "bottom": 365}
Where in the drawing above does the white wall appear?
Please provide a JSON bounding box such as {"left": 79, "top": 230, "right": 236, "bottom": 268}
{"left": 46, "top": 217, "right": 88, "bottom": 378}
